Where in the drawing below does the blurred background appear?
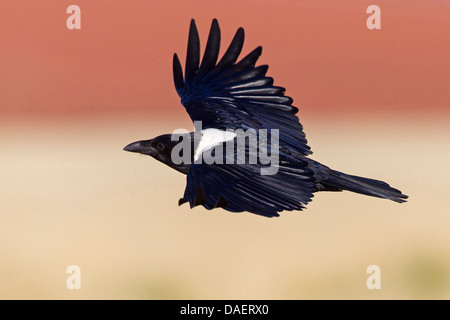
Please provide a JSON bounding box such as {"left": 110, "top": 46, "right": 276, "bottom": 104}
{"left": 0, "top": 0, "right": 449, "bottom": 299}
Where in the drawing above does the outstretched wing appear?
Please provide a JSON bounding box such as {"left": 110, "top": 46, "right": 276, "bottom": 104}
{"left": 179, "top": 146, "right": 316, "bottom": 217}
{"left": 173, "top": 19, "right": 311, "bottom": 156}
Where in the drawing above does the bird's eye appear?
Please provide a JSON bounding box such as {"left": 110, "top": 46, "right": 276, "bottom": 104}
{"left": 156, "top": 142, "right": 165, "bottom": 151}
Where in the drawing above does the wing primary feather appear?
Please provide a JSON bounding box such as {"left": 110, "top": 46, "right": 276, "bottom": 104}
{"left": 173, "top": 53, "right": 184, "bottom": 93}
{"left": 234, "top": 46, "right": 262, "bottom": 70}
{"left": 185, "top": 19, "right": 200, "bottom": 84}
{"left": 193, "top": 187, "right": 207, "bottom": 206}
{"left": 229, "top": 86, "right": 285, "bottom": 96}
{"left": 216, "top": 27, "right": 245, "bottom": 68}
{"left": 213, "top": 47, "right": 263, "bottom": 80}
{"left": 198, "top": 18, "right": 221, "bottom": 75}
{"left": 221, "top": 65, "right": 269, "bottom": 83}
{"left": 224, "top": 77, "right": 274, "bottom": 90}
{"left": 213, "top": 197, "right": 228, "bottom": 209}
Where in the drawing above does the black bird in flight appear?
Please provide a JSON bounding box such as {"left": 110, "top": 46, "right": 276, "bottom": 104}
{"left": 124, "top": 19, "right": 407, "bottom": 217}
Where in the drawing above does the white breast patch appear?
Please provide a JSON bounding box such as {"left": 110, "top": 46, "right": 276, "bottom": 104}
{"left": 193, "top": 129, "right": 237, "bottom": 161}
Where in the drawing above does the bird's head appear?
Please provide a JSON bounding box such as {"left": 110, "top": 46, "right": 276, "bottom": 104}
{"left": 123, "top": 133, "right": 192, "bottom": 174}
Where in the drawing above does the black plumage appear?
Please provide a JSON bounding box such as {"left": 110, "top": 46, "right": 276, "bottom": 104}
{"left": 124, "top": 19, "right": 408, "bottom": 217}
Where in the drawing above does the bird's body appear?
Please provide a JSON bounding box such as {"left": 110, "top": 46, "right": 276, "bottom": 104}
{"left": 124, "top": 19, "right": 408, "bottom": 217}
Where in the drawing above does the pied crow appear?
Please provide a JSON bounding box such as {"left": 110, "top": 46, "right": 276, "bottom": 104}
{"left": 124, "top": 19, "right": 408, "bottom": 217}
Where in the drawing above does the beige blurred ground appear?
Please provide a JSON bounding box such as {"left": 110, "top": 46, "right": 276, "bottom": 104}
{"left": 0, "top": 114, "right": 449, "bottom": 299}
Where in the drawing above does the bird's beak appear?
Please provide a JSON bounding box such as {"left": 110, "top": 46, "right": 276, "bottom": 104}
{"left": 123, "top": 140, "right": 155, "bottom": 156}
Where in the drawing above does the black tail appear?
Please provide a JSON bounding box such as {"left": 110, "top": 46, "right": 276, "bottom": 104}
{"left": 319, "top": 169, "right": 408, "bottom": 203}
